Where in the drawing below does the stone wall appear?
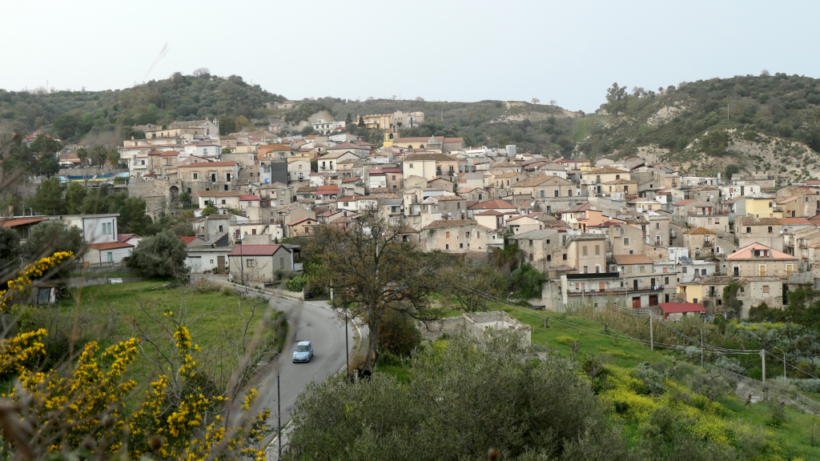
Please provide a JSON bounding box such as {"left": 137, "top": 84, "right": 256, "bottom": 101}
{"left": 417, "top": 311, "right": 531, "bottom": 345}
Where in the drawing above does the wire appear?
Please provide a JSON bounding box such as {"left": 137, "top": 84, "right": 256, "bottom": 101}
{"left": 765, "top": 350, "right": 820, "bottom": 381}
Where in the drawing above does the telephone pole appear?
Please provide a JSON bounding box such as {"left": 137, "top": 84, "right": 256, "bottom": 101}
{"left": 761, "top": 349, "right": 766, "bottom": 384}
{"left": 649, "top": 313, "right": 654, "bottom": 351}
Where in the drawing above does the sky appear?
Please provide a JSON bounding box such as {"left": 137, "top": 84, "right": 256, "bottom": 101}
{"left": 2, "top": 0, "right": 820, "bottom": 112}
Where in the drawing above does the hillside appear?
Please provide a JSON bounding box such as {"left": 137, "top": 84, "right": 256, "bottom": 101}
{"left": 0, "top": 71, "right": 285, "bottom": 143}
{"left": 576, "top": 73, "right": 820, "bottom": 183}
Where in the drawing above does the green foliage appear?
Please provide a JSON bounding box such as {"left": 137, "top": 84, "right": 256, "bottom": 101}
{"left": 604, "top": 82, "right": 630, "bottom": 115}
{"left": 284, "top": 102, "right": 328, "bottom": 124}
{"left": 722, "top": 281, "right": 743, "bottom": 319}
{"left": 218, "top": 115, "right": 236, "bottom": 135}
{"left": 509, "top": 263, "right": 545, "bottom": 299}
{"left": 29, "top": 177, "right": 65, "bottom": 215}
{"left": 377, "top": 310, "right": 422, "bottom": 357}
{"left": 290, "top": 333, "right": 627, "bottom": 460}
{"left": 300, "top": 125, "right": 315, "bottom": 136}
{"left": 65, "top": 183, "right": 87, "bottom": 214}
{"left": 0, "top": 226, "right": 21, "bottom": 266}
{"left": 126, "top": 230, "right": 188, "bottom": 278}
{"left": 284, "top": 275, "right": 307, "bottom": 292}
{"left": 699, "top": 130, "right": 730, "bottom": 157}
{"left": 22, "top": 221, "right": 85, "bottom": 261}
{"left": 200, "top": 205, "right": 217, "bottom": 217}
{"left": 724, "top": 164, "right": 741, "bottom": 180}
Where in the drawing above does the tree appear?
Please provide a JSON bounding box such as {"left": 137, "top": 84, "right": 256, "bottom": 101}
{"left": 357, "top": 116, "right": 365, "bottom": 128}
{"left": 107, "top": 149, "right": 120, "bottom": 168}
{"left": 345, "top": 113, "right": 353, "bottom": 125}
{"left": 192, "top": 67, "right": 211, "bottom": 78}
{"left": 127, "top": 229, "right": 189, "bottom": 278}
{"left": 201, "top": 205, "right": 217, "bottom": 217}
{"left": 442, "top": 258, "right": 507, "bottom": 312}
{"left": 236, "top": 115, "right": 253, "bottom": 131}
{"left": 300, "top": 126, "right": 316, "bottom": 136}
{"left": 531, "top": 98, "right": 540, "bottom": 104}
{"left": 761, "top": 69, "right": 771, "bottom": 77}
{"left": 22, "top": 221, "right": 85, "bottom": 262}
{"left": 550, "top": 99, "right": 557, "bottom": 106}
{"left": 0, "top": 226, "right": 21, "bottom": 268}
{"left": 722, "top": 281, "right": 744, "bottom": 319}
{"left": 724, "top": 164, "right": 741, "bottom": 180}
{"left": 90, "top": 144, "right": 109, "bottom": 166}
{"left": 76, "top": 147, "right": 88, "bottom": 165}
{"left": 51, "top": 114, "right": 79, "bottom": 140}
{"left": 377, "top": 309, "right": 422, "bottom": 357}
{"left": 509, "top": 264, "right": 545, "bottom": 299}
{"left": 603, "top": 82, "right": 629, "bottom": 115}
{"left": 219, "top": 116, "right": 237, "bottom": 136}
{"left": 700, "top": 130, "right": 730, "bottom": 157}
{"left": 179, "top": 191, "right": 191, "bottom": 206}
{"left": 304, "top": 210, "right": 444, "bottom": 368}
{"left": 29, "top": 177, "right": 66, "bottom": 215}
{"left": 65, "top": 182, "right": 88, "bottom": 214}
{"left": 289, "top": 333, "right": 627, "bottom": 460}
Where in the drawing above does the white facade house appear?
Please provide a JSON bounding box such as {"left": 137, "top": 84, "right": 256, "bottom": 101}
{"left": 85, "top": 242, "right": 133, "bottom": 265}
{"left": 58, "top": 214, "right": 119, "bottom": 244}
{"left": 288, "top": 159, "right": 310, "bottom": 182}
{"left": 186, "top": 247, "right": 232, "bottom": 273}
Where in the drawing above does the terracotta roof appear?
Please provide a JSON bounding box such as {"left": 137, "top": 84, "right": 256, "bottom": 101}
{"left": 736, "top": 216, "right": 781, "bottom": 226}
{"left": 587, "top": 167, "right": 628, "bottom": 175}
{"left": 434, "top": 195, "right": 465, "bottom": 202}
{"left": 612, "top": 254, "right": 654, "bottom": 265}
{"left": 239, "top": 195, "right": 259, "bottom": 201}
{"left": 603, "top": 178, "right": 637, "bottom": 185}
{"left": 228, "top": 244, "right": 288, "bottom": 256}
{"left": 424, "top": 219, "right": 481, "bottom": 230}
{"left": 659, "top": 302, "right": 706, "bottom": 314}
{"left": 780, "top": 218, "right": 811, "bottom": 225}
{"left": 117, "top": 233, "right": 139, "bottom": 242}
{"left": 318, "top": 185, "right": 339, "bottom": 191}
{"left": 475, "top": 210, "right": 504, "bottom": 216}
{"left": 403, "top": 153, "right": 459, "bottom": 162}
{"left": 672, "top": 199, "right": 696, "bottom": 206}
{"left": 1, "top": 217, "right": 48, "bottom": 227}
{"left": 178, "top": 161, "right": 237, "bottom": 168}
{"left": 327, "top": 142, "right": 366, "bottom": 150}
{"left": 263, "top": 143, "right": 299, "bottom": 151}
{"left": 469, "top": 199, "right": 516, "bottom": 210}
{"left": 342, "top": 177, "right": 361, "bottom": 183}
{"left": 88, "top": 242, "right": 133, "bottom": 250}
{"left": 556, "top": 202, "right": 591, "bottom": 214}
{"left": 727, "top": 243, "right": 796, "bottom": 261}
{"left": 495, "top": 172, "right": 522, "bottom": 179}
{"left": 288, "top": 217, "right": 316, "bottom": 226}
{"left": 180, "top": 236, "right": 199, "bottom": 244}
{"left": 684, "top": 227, "right": 716, "bottom": 235}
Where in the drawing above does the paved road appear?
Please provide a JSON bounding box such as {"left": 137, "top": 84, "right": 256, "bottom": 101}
{"left": 256, "top": 297, "right": 355, "bottom": 443}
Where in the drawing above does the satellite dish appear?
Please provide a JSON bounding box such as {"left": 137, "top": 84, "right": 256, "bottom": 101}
{"left": 530, "top": 202, "right": 535, "bottom": 207}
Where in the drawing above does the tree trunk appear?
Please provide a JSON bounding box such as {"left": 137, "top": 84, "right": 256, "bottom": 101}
{"left": 365, "top": 318, "right": 380, "bottom": 370}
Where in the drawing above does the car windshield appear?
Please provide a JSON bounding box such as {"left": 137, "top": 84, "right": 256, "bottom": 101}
{"left": 295, "top": 345, "right": 310, "bottom": 352}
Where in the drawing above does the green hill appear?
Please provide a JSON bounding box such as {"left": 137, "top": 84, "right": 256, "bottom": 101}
{"left": 577, "top": 73, "right": 820, "bottom": 182}
{"left": 0, "top": 71, "right": 285, "bottom": 143}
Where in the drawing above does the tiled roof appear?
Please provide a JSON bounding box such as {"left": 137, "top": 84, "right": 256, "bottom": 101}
{"left": 239, "top": 195, "right": 259, "bottom": 201}
{"left": 672, "top": 199, "right": 696, "bottom": 206}
{"left": 736, "top": 216, "right": 781, "bottom": 226}
{"left": 684, "top": 227, "right": 716, "bottom": 235}
{"left": 88, "top": 242, "right": 133, "bottom": 250}
{"left": 228, "top": 244, "right": 287, "bottom": 256}
{"left": 1, "top": 217, "right": 47, "bottom": 227}
{"left": 403, "top": 153, "right": 459, "bottom": 162}
{"left": 659, "top": 302, "right": 706, "bottom": 314}
{"left": 612, "top": 254, "right": 654, "bottom": 265}
{"left": 198, "top": 191, "right": 239, "bottom": 197}
{"left": 727, "top": 243, "right": 796, "bottom": 261}
{"left": 178, "top": 161, "right": 237, "bottom": 168}
{"left": 424, "top": 219, "right": 481, "bottom": 230}
{"left": 587, "top": 167, "right": 629, "bottom": 174}
{"left": 468, "top": 199, "right": 516, "bottom": 210}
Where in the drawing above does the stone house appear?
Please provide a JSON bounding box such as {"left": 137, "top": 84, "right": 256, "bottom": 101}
{"left": 735, "top": 216, "right": 784, "bottom": 252}
{"left": 420, "top": 219, "right": 503, "bottom": 253}
{"left": 228, "top": 244, "right": 293, "bottom": 284}
{"left": 726, "top": 243, "right": 797, "bottom": 278}
{"left": 682, "top": 227, "right": 716, "bottom": 259}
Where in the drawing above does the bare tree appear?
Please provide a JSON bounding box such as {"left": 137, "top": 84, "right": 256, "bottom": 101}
{"left": 760, "top": 69, "right": 770, "bottom": 77}
{"left": 305, "top": 209, "right": 444, "bottom": 369}
{"left": 549, "top": 99, "right": 557, "bottom": 106}
{"left": 531, "top": 98, "right": 540, "bottom": 104}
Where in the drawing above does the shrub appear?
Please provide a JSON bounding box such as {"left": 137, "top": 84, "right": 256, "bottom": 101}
{"left": 285, "top": 275, "right": 307, "bottom": 292}
{"left": 377, "top": 310, "right": 422, "bottom": 357}
{"left": 555, "top": 335, "right": 577, "bottom": 346}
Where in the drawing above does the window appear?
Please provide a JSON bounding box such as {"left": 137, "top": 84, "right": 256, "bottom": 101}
{"left": 194, "top": 173, "right": 199, "bottom": 180}
{"left": 246, "top": 259, "right": 255, "bottom": 267}
{"left": 221, "top": 200, "right": 226, "bottom": 205}
{"left": 639, "top": 265, "right": 645, "bottom": 273}
{"left": 665, "top": 277, "right": 669, "bottom": 284}
{"left": 547, "top": 255, "right": 551, "bottom": 261}
{"left": 595, "top": 245, "right": 600, "bottom": 255}
{"left": 563, "top": 254, "right": 567, "bottom": 261}
{"left": 218, "top": 225, "right": 224, "bottom": 232}
{"left": 466, "top": 232, "right": 470, "bottom": 238}
{"left": 107, "top": 252, "right": 113, "bottom": 262}
{"left": 763, "top": 285, "right": 770, "bottom": 293}
{"left": 582, "top": 246, "right": 588, "bottom": 256}
{"left": 446, "top": 231, "right": 450, "bottom": 239}
{"left": 768, "top": 226, "right": 773, "bottom": 233}
{"left": 583, "top": 266, "right": 588, "bottom": 273}
{"left": 459, "top": 243, "right": 463, "bottom": 249}
{"left": 280, "top": 258, "right": 285, "bottom": 269}
{"left": 656, "top": 223, "right": 660, "bottom": 229}
{"left": 624, "top": 238, "right": 630, "bottom": 246}
{"left": 682, "top": 267, "right": 688, "bottom": 273}
{"left": 445, "top": 244, "right": 449, "bottom": 250}
{"left": 786, "top": 264, "right": 794, "bottom": 274}
{"left": 746, "top": 227, "right": 751, "bottom": 233}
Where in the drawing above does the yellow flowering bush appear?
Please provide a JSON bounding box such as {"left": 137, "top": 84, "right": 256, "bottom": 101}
{"left": 0, "top": 252, "right": 272, "bottom": 460}
{"left": 0, "top": 251, "right": 72, "bottom": 310}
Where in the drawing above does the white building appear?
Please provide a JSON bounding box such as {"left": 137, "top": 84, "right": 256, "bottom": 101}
{"left": 58, "top": 214, "right": 119, "bottom": 244}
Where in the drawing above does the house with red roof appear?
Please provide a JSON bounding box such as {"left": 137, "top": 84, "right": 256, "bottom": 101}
{"left": 227, "top": 244, "right": 293, "bottom": 284}
{"left": 659, "top": 302, "right": 706, "bottom": 321}
{"left": 726, "top": 243, "right": 797, "bottom": 278}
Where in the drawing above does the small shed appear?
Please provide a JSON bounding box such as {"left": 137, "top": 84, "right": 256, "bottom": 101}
{"left": 659, "top": 302, "right": 706, "bottom": 321}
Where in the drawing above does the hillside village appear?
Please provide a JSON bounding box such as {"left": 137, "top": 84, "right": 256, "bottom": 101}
{"left": 5, "top": 108, "right": 820, "bottom": 321}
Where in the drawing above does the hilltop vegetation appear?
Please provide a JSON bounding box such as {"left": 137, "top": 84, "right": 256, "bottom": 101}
{"left": 577, "top": 72, "right": 820, "bottom": 181}
{"left": 0, "top": 70, "right": 285, "bottom": 143}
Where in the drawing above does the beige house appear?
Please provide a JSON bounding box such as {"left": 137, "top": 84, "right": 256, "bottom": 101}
{"left": 420, "top": 219, "right": 504, "bottom": 253}
{"left": 402, "top": 153, "right": 461, "bottom": 180}
{"left": 726, "top": 243, "right": 797, "bottom": 278}
{"left": 682, "top": 227, "right": 716, "bottom": 259}
{"left": 566, "top": 234, "right": 607, "bottom": 274}
{"left": 228, "top": 244, "right": 293, "bottom": 284}
{"left": 198, "top": 191, "right": 240, "bottom": 210}
{"left": 736, "top": 216, "right": 784, "bottom": 252}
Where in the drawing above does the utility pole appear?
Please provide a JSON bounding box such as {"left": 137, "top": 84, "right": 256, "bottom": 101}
{"left": 700, "top": 327, "right": 704, "bottom": 368}
{"left": 761, "top": 349, "right": 766, "bottom": 384}
{"left": 277, "top": 360, "right": 282, "bottom": 461}
{"left": 649, "top": 313, "right": 654, "bottom": 351}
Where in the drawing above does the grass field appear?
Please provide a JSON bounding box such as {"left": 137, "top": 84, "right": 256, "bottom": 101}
{"left": 47, "top": 280, "right": 285, "bottom": 391}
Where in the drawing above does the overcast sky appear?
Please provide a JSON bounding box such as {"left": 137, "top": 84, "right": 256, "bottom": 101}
{"left": 3, "top": 0, "right": 818, "bottom": 112}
